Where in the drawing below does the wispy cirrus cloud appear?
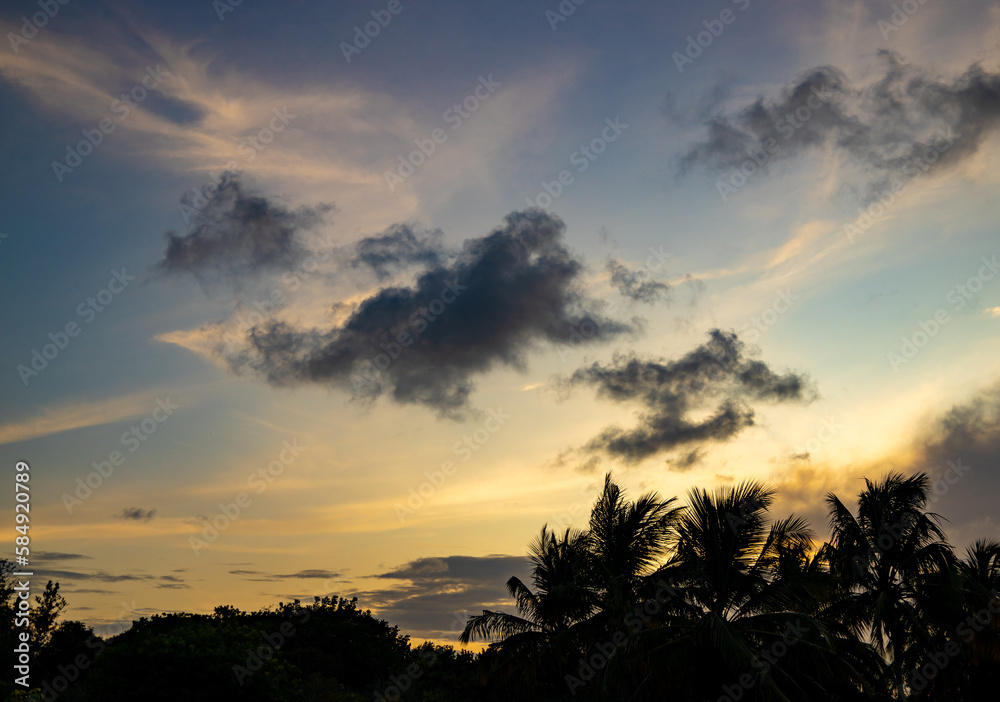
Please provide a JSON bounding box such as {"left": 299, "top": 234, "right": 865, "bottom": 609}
{"left": 0, "top": 391, "right": 160, "bottom": 446}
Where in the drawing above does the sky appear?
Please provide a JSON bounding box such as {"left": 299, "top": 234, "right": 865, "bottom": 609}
{"left": 1, "top": 0, "right": 999, "bottom": 646}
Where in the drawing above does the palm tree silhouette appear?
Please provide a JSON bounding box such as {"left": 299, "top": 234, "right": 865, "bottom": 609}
{"left": 637, "top": 480, "right": 870, "bottom": 700}
{"left": 824, "top": 472, "right": 954, "bottom": 702}
{"left": 460, "top": 525, "right": 594, "bottom": 648}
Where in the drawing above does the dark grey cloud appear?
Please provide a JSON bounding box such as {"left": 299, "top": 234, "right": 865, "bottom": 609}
{"left": 156, "top": 574, "right": 190, "bottom": 590}
{"left": 348, "top": 224, "right": 445, "bottom": 280}
{"left": 679, "top": 66, "right": 853, "bottom": 175}
{"left": 668, "top": 447, "right": 704, "bottom": 473}
{"left": 41, "top": 570, "right": 155, "bottom": 583}
{"left": 229, "top": 568, "right": 341, "bottom": 582}
{"left": 225, "top": 209, "right": 637, "bottom": 416}
{"left": 563, "top": 329, "right": 815, "bottom": 464}
{"left": 772, "top": 379, "right": 1000, "bottom": 548}
{"left": 906, "top": 380, "right": 1000, "bottom": 547}
{"left": 143, "top": 92, "right": 205, "bottom": 126}
{"left": 355, "top": 555, "right": 529, "bottom": 642}
{"left": 680, "top": 53, "right": 1000, "bottom": 203}
{"left": 375, "top": 555, "right": 522, "bottom": 582}
{"left": 118, "top": 507, "right": 156, "bottom": 521}
{"left": 34, "top": 551, "right": 92, "bottom": 562}
{"left": 606, "top": 258, "right": 670, "bottom": 303}
{"left": 156, "top": 174, "right": 333, "bottom": 285}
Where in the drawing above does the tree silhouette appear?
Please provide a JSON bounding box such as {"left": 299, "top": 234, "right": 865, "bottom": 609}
{"left": 824, "top": 472, "right": 954, "bottom": 701}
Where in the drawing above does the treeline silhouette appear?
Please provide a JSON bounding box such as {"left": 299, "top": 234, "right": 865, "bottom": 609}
{"left": 3, "top": 471, "right": 998, "bottom": 701}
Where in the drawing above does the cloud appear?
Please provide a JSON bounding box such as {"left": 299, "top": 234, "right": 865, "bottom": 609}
{"left": 118, "top": 507, "right": 157, "bottom": 522}
{"left": 0, "top": 392, "right": 159, "bottom": 446}
{"left": 562, "top": 329, "right": 815, "bottom": 464}
{"left": 679, "top": 53, "right": 1000, "bottom": 203}
{"left": 229, "top": 568, "right": 341, "bottom": 582}
{"left": 34, "top": 552, "right": 93, "bottom": 562}
{"left": 40, "top": 570, "right": 156, "bottom": 583}
{"left": 223, "top": 209, "right": 637, "bottom": 416}
{"left": 910, "top": 383, "right": 1000, "bottom": 542}
{"left": 156, "top": 575, "right": 190, "bottom": 590}
{"left": 356, "top": 555, "right": 529, "bottom": 642}
{"left": 375, "top": 556, "right": 519, "bottom": 582}
{"left": 773, "top": 379, "right": 1000, "bottom": 548}
{"left": 348, "top": 224, "right": 446, "bottom": 280}
{"left": 668, "top": 448, "right": 704, "bottom": 472}
{"left": 154, "top": 174, "right": 334, "bottom": 286}
{"left": 606, "top": 258, "right": 670, "bottom": 303}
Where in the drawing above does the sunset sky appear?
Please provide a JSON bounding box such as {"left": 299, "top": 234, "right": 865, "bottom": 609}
{"left": 1, "top": 0, "right": 999, "bottom": 646}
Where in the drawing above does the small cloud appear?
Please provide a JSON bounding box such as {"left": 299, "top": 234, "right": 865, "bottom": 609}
{"left": 348, "top": 223, "right": 445, "bottom": 280}
{"left": 34, "top": 551, "right": 93, "bottom": 561}
{"left": 606, "top": 258, "right": 670, "bottom": 303}
{"left": 229, "top": 568, "right": 340, "bottom": 581}
{"left": 668, "top": 448, "right": 704, "bottom": 472}
{"left": 154, "top": 174, "right": 334, "bottom": 287}
{"left": 983, "top": 307, "right": 1000, "bottom": 318}
{"left": 118, "top": 507, "right": 156, "bottom": 522}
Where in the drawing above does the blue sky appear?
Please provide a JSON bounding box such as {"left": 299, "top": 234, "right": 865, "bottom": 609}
{"left": 1, "top": 0, "right": 999, "bottom": 643}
